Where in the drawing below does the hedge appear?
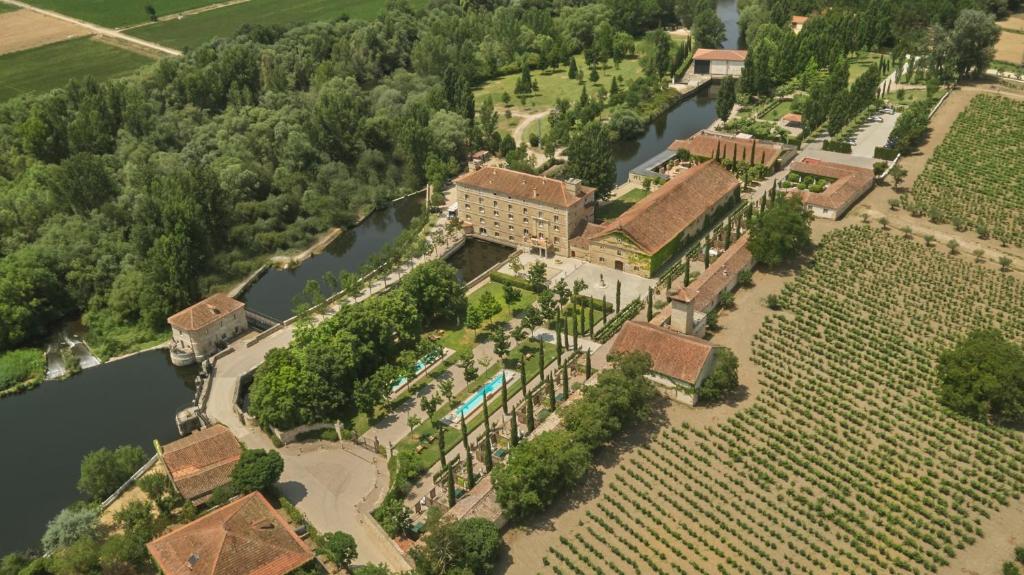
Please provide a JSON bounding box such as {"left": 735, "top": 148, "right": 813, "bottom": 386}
{"left": 874, "top": 146, "right": 898, "bottom": 160}
{"left": 594, "top": 298, "right": 643, "bottom": 343}
{"left": 822, "top": 139, "right": 852, "bottom": 153}
{"left": 490, "top": 271, "right": 533, "bottom": 291}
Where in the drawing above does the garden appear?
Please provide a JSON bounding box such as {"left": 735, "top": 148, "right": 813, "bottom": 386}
{"left": 909, "top": 94, "right": 1024, "bottom": 246}
{"left": 781, "top": 171, "right": 832, "bottom": 193}
{"left": 541, "top": 226, "right": 1024, "bottom": 574}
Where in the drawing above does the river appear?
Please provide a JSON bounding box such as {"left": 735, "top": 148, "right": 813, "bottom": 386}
{"left": 0, "top": 352, "right": 197, "bottom": 554}
{"left": 611, "top": 0, "right": 741, "bottom": 184}
{"left": 1, "top": 0, "right": 743, "bottom": 556}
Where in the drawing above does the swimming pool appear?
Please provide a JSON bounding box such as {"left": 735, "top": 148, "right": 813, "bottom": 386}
{"left": 445, "top": 369, "right": 515, "bottom": 424}
{"left": 390, "top": 351, "right": 443, "bottom": 394}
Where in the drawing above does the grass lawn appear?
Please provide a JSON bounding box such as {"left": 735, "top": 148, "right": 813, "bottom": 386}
{"left": 885, "top": 88, "right": 929, "bottom": 106}
{"left": 438, "top": 283, "right": 536, "bottom": 355}
{"left": 848, "top": 51, "right": 890, "bottom": 86}
{"left": 130, "top": 0, "right": 427, "bottom": 50}
{"left": 475, "top": 56, "right": 644, "bottom": 117}
{"left": 596, "top": 187, "right": 649, "bottom": 221}
{"left": 0, "top": 37, "right": 154, "bottom": 102}
{"left": 395, "top": 338, "right": 561, "bottom": 479}
{"left": 761, "top": 99, "right": 795, "bottom": 122}
{"left": 21, "top": 0, "right": 222, "bottom": 27}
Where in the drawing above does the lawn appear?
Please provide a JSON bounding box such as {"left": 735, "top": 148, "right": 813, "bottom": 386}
{"left": 0, "top": 37, "right": 154, "bottom": 102}
{"left": 886, "top": 88, "right": 930, "bottom": 106}
{"left": 848, "top": 51, "right": 890, "bottom": 86}
{"left": 475, "top": 56, "right": 645, "bottom": 117}
{"left": 20, "top": 0, "right": 223, "bottom": 27}
{"left": 538, "top": 226, "right": 1024, "bottom": 573}
{"left": 596, "top": 187, "right": 649, "bottom": 221}
{"left": 760, "top": 99, "right": 795, "bottom": 122}
{"left": 911, "top": 94, "right": 1024, "bottom": 246}
{"left": 130, "top": 0, "right": 427, "bottom": 50}
{"left": 438, "top": 282, "right": 536, "bottom": 355}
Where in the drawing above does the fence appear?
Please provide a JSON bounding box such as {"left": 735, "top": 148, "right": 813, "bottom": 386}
{"left": 100, "top": 453, "right": 160, "bottom": 509}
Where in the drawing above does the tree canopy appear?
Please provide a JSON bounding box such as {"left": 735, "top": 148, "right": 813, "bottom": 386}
{"left": 938, "top": 330, "right": 1024, "bottom": 424}
{"left": 76, "top": 444, "right": 147, "bottom": 502}
{"left": 230, "top": 448, "right": 284, "bottom": 493}
{"left": 411, "top": 517, "right": 502, "bottom": 575}
{"left": 699, "top": 347, "right": 739, "bottom": 403}
{"left": 748, "top": 194, "right": 813, "bottom": 268}
{"left": 492, "top": 430, "right": 592, "bottom": 522}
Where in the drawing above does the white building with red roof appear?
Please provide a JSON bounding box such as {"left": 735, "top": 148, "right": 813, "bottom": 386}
{"left": 692, "top": 48, "right": 747, "bottom": 78}
{"left": 167, "top": 293, "right": 247, "bottom": 365}
{"left": 610, "top": 320, "right": 718, "bottom": 406}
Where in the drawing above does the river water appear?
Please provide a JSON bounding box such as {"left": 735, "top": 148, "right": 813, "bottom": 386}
{"left": 0, "top": 352, "right": 197, "bottom": 554}
{"left": 611, "top": 0, "right": 741, "bottom": 184}
{"left": 1, "top": 0, "right": 742, "bottom": 556}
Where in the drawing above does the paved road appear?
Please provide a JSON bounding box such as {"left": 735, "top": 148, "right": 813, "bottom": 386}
{"left": 2, "top": 0, "right": 182, "bottom": 56}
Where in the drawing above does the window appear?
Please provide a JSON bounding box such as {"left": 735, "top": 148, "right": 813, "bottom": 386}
{"left": 616, "top": 250, "right": 621, "bottom": 256}
{"left": 523, "top": 207, "right": 528, "bottom": 214}
{"left": 508, "top": 224, "right": 514, "bottom": 230}
{"left": 508, "top": 214, "right": 513, "bottom": 220}
{"left": 478, "top": 207, "right": 484, "bottom": 213}
{"left": 600, "top": 257, "right": 605, "bottom": 262}
{"left": 493, "top": 200, "right": 497, "bottom": 206}
{"left": 554, "top": 215, "right": 559, "bottom": 222}
{"left": 523, "top": 217, "right": 528, "bottom": 223}
{"left": 493, "top": 210, "right": 499, "bottom": 216}
{"left": 554, "top": 225, "right": 560, "bottom": 232}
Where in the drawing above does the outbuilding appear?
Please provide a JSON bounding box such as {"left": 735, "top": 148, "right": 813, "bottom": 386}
{"left": 692, "top": 48, "right": 747, "bottom": 78}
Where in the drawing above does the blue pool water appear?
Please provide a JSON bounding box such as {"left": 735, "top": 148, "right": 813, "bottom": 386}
{"left": 391, "top": 352, "right": 442, "bottom": 393}
{"left": 446, "top": 370, "right": 514, "bottom": 423}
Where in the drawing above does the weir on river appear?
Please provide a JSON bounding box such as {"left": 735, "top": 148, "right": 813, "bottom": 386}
{"left": 0, "top": 0, "right": 741, "bottom": 555}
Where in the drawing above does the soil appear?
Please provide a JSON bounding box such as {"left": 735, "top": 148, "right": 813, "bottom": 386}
{"left": 996, "top": 15, "right": 1024, "bottom": 64}
{"left": 0, "top": 9, "right": 89, "bottom": 55}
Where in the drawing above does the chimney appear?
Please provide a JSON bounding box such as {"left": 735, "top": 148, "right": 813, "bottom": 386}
{"left": 566, "top": 178, "right": 582, "bottom": 196}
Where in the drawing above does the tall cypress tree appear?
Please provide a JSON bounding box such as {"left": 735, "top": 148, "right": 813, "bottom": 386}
{"left": 683, "top": 257, "right": 691, "bottom": 286}
{"left": 438, "top": 426, "right": 447, "bottom": 469}
{"left": 555, "top": 319, "right": 562, "bottom": 366}
{"left": 520, "top": 361, "right": 528, "bottom": 400}
{"left": 482, "top": 398, "right": 493, "bottom": 472}
{"left": 546, "top": 374, "right": 555, "bottom": 411}
{"left": 526, "top": 394, "right": 535, "bottom": 433}
{"left": 561, "top": 366, "right": 569, "bottom": 400}
{"left": 615, "top": 280, "right": 621, "bottom": 312}
{"left": 601, "top": 295, "right": 607, "bottom": 325}
{"left": 588, "top": 304, "right": 595, "bottom": 336}
{"left": 647, "top": 287, "right": 654, "bottom": 321}
{"left": 510, "top": 409, "right": 519, "bottom": 447}
{"left": 704, "top": 242, "right": 711, "bottom": 267}
{"left": 501, "top": 370, "right": 508, "bottom": 415}
{"left": 446, "top": 465, "right": 456, "bottom": 506}
{"left": 461, "top": 412, "right": 475, "bottom": 490}
{"left": 585, "top": 349, "right": 592, "bottom": 379}
{"left": 538, "top": 341, "right": 545, "bottom": 382}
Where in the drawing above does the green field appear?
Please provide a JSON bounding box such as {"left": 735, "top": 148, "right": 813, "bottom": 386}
{"left": 0, "top": 38, "right": 154, "bottom": 102}
{"left": 130, "top": 0, "right": 425, "bottom": 50}
{"left": 21, "top": 0, "right": 222, "bottom": 27}
{"left": 848, "top": 51, "right": 890, "bottom": 85}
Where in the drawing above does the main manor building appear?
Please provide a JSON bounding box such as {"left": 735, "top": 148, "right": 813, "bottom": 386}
{"left": 455, "top": 167, "right": 597, "bottom": 257}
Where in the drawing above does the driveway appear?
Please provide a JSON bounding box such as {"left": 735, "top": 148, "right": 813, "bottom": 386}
{"left": 849, "top": 109, "right": 898, "bottom": 158}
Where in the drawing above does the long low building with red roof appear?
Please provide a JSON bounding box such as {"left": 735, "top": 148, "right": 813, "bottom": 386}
{"left": 670, "top": 130, "right": 792, "bottom": 169}
{"left": 610, "top": 320, "right": 718, "bottom": 406}
{"left": 692, "top": 48, "right": 747, "bottom": 77}
{"left": 454, "top": 166, "right": 596, "bottom": 257}
{"left": 670, "top": 234, "right": 754, "bottom": 336}
{"left": 570, "top": 161, "right": 740, "bottom": 277}
{"left": 783, "top": 158, "right": 875, "bottom": 220}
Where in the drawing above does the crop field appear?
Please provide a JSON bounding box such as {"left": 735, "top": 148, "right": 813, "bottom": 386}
{"left": 910, "top": 95, "right": 1024, "bottom": 246}
{"left": 0, "top": 37, "right": 154, "bottom": 102}
{"left": 20, "top": 0, "right": 223, "bottom": 27}
{"left": 130, "top": 0, "right": 426, "bottom": 50}
{"left": 541, "top": 227, "right": 1024, "bottom": 574}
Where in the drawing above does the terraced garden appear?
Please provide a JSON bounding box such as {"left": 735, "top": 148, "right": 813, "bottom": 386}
{"left": 910, "top": 94, "right": 1024, "bottom": 246}
{"left": 542, "top": 227, "right": 1024, "bottom": 574}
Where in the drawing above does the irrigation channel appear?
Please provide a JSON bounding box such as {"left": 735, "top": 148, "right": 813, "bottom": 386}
{"left": 0, "top": 0, "right": 741, "bottom": 555}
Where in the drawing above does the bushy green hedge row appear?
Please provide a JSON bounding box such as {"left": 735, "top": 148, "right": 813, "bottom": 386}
{"left": 874, "top": 146, "right": 899, "bottom": 160}
{"left": 490, "top": 271, "right": 533, "bottom": 291}
{"left": 594, "top": 298, "right": 642, "bottom": 343}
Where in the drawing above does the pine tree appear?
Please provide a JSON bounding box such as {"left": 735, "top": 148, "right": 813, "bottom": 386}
{"left": 482, "top": 398, "right": 493, "bottom": 472}
{"left": 568, "top": 57, "right": 578, "bottom": 79}
{"left": 610, "top": 76, "right": 619, "bottom": 95}
{"left": 585, "top": 349, "right": 592, "bottom": 379}
{"left": 615, "top": 280, "right": 621, "bottom": 312}
{"left": 561, "top": 366, "right": 569, "bottom": 400}
{"left": 515, "top": 61, "right": 533, "bottom": 95}
{"left": 446, "top": 465, "right": 456, "bottom": 506}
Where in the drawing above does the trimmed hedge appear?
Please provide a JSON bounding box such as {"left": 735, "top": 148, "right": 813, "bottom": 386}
{"left": 594, "top": 298, "right": 643, "bottom": 343}
{"left": 822, "top": 139, "right": 852, "bottom": 153}
{"left": 490, "top": 271, "right": 533, "bottom": 291}
{"left": 874, "top": 146, "right": 898, "bottom": 160}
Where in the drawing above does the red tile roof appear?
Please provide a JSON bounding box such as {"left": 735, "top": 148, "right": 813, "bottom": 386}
{"left": 670, "top": 131, "right": 783, "bottom": 167}
{"left": 692, "top": 48, "right": 748, "bottom": 62}
{"left": 455, "top": 167, "right": 595, "bottom": 209}
{"left": 781, "top": 113, "right": 803, "bottom": 124}
{"left": 611, "top": 321, "right": 714, "bottom": 384}
{"left": 168, "top": 294, "right": 245, "bottom": 332}
{"left": 791, "top": 15, "right": 809, "bottom": 24}
{"left": 786, "top": 159, "right": 875, "bottom": 215}
{"left": 588, "top": 162, "right": 738, "bottom": 255}
{"left": 671, "top": 234, "right": 753, "bottom": 313}
{"left": 147, "top": 492, "right": 313, "bottom": 575}
{"left": 162, "top": 424, "right": 241, "bottom": 504}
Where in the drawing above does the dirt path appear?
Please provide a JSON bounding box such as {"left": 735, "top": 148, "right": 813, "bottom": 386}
{"left": 0, "top": 8, "right": 88, "bottom": 55}
{"left": 1, "top": 0, "right": 180, "bottom": 56}
{"left": 512, "top": 110, "right": 549, "bottom": 145}
{"left": 119, "top": 0, "right": 250, "bottom": 31}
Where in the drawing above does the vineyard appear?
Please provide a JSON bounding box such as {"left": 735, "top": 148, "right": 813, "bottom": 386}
{"left": 541, "top": 227, "right": 1024, "bottom": 574}
{"left": 910, "top": 94, "right": 1024, "bottom": 246}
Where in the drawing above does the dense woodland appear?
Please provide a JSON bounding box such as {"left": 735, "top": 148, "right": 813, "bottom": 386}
{"left": 0, "top": 0, "right": 707, "bottom": 358}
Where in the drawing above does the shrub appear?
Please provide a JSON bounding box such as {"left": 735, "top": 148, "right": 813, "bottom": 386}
{"left": 77, "top": 445, "right": 148, "bottom": 502}
{"left": 0, "top": 349, "right": 44, "bottom": 391}
{"left": 42, "top": 504, "right": 100, "bottom": 553}
{"left": 320, "top": 531, "right": 358, "bottom": 568}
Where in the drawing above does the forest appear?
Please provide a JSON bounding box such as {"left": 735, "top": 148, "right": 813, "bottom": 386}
{"left": 0, "top": 0, "right": 698, "bottom": 358}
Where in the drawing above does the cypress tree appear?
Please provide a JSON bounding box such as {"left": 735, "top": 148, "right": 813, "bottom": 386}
{"left": 501, "top": 370, "right": 509, "bottom": 415}
{"left": 588, "top": 304, "right": 595, "bottom": 336}
{"left": 561, "top": 366, "right": 569, "bottom": 400}
{"left": 438, "top": 426, "right": 447, "bottom": 469}
{"left": 547, "top": 374, "right": 555, "bottom": 411}
{"left": 526, "top": 394, "right": 535, "bottom": 433}
{"left": 482, "top": 398, "right": 493, "bottom": 472}
{"left": 573, "top": 321, "right": 578, "bottom": 350}
{"left": 461, "top": 413, "right": 475, "bottom": 489}
{"left": 446, "top": 465, "right": 456, "bottom": 506}
{"left": 601, "top": 295, "right": 607, "bottom": 324}
{"left": 520, "top": 361, "right": 528, "bottom": 400}
{"left": 538, "top": 341, "right": 545, "bottom": 381}
{"left": 585, "top": 349, "right": 592, "bottom": 379}
{"left": 704, "top": 242, "right": 711, "bottom": 267}
{"left": 683, "top": 257, "right": 691, "bottom": 287}
{"left": 563, "top": 317, "right": 570, "bottom": 349}
{"left": 575, "top": 308, "right": 582, "bottom": 339}
{"left": 510, "top": 409, "right": 519, "bottom": 447}
{"left": 615, "top": 280, "right": 621, "bottom": 312}
{"left": 568, "top": 57, "right": 578, "bottom": 79}
{"left": 647, "top": 287, "right": 654, "bottom": 321}
{"left": 555, "top": 319, "right": 562, "bottom": 365}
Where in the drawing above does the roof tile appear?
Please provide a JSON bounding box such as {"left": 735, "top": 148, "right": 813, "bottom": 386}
{"left": 611, "top": 321, "right": 714, "bottom": 384}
